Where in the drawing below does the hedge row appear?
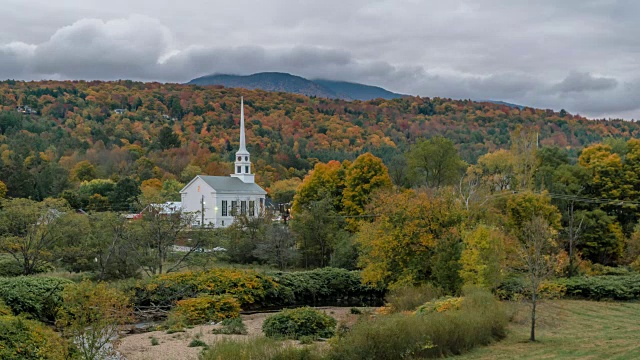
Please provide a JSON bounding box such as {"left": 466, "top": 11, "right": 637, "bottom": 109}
{"left": 0, "top": 276, "right": 72, "bottom": 323}
{"left": 555, "top": 274, "right": 640, "bottom": 301}
{"left": 131, "top": 267, "right": 385, "bottom": 311}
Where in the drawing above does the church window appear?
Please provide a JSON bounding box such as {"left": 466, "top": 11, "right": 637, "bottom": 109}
{"left": 237, "top": 166, "right": 241, "bottom": 173}
{"left": 237, "top": 156, "right": 241, "bottom": 161}
{"left": 231, "top": 201, "right": 238, "bottom": 216}
{"left": 249, "top": 201, "right": 255, "bottom": 216}
{"left": 241, "top": 201, "right": 247, "bottom": 215}
{"left": 245, "top": 156, "right": 248, "bottom": 161}
{"left": 259, "top": 198, "right": 264, "bottom": 210}
{"left": 245, "top": 165, "right": 249, "bottom": 173}
{"left": 222, "top": 200, "right": 228, "bottom": 216}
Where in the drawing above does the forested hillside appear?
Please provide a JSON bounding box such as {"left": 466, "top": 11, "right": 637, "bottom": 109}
{"left": 0, "top": 79, "right": 637, "bottom": 203}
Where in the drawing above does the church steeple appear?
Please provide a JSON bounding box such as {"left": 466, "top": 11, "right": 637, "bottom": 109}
{"left": 231, "top": 97, "right": 255, "bottom": 183}
{"left": 239, "top": 97, "right": 247, "bottom": 152}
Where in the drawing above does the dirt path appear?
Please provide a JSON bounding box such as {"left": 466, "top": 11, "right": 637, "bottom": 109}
{"left": 116, "top": 307, "right": 357, "bottom": 360}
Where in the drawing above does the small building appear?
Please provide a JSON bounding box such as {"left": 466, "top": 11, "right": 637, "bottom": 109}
{"left": 180, "top": 98, "right": 267, "bottom": 227}
{"left": 114, "top": 108, "right": 126, "bottom": 114}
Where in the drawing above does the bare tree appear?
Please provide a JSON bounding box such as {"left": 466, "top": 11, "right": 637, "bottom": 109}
{"left": 518, "top": 216, "right": 560, "bottom": 342}
{"left": 128, "top": 206, "right": 197, "bottom": 275}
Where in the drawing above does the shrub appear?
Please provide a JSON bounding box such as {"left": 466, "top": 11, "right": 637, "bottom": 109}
{"left": 262, "top": 307, "right": 337, "bottom": 340}
{"left": 212, "top": 317, "right": 247, "bottom": 335}
{"left": 200, "top": 337, "right": 323, "bottom": 360}
{"left": 56, "top": 281, "right": 133, "bottom": 360}
{"left": 0, "top": 315, "right": 70, "bottom": 360}
{"left": 555, "top": 274, "right": 640, "bottom": 300}
{"left": 385, "top": 284, "right": 442, "bottom": 312}
{"left": 172, "top": 294, "right": 240, "bottom": 325}
{"left": 0, "top": 255, "right": 54, "bottom": 277}
{"left": 128, "top": 267, "right": 385, "bottom": 313}
{"left": 188, "top": 338, "right": 207, "bottom": 347}
{"left": 415, "top": 296, "right": 463, "bottom": 314}
{"left": 0, "top": 299, "right": 12, "bottom": 316}
{"left": 151, "top": 337, "right": 159, "bottom": 346}
{"left": 328, "top": 288, "right": 507, "bottom": 359}
{"left": 0, "top": 276, "right": 72, "bottom": 323}
{"left": 131, "top": 269, "right": 279, "bottom": 310}
{"left": 271, "top": 267, "right": 386, "bottom": 307}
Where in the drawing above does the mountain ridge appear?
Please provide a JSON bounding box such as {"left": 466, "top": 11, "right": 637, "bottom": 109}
{"left": 188, "top": 72, "right": 404, "bottom": 101}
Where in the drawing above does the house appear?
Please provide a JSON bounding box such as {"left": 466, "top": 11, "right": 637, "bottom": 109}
{"left": 114, "top": 108, "right": 126, "bottom": 115}
{"left": 180, "top": 98, "right": 267, "bottom": 227}
{"left": 125, "top": 201, "right": 182, "bottom": 220}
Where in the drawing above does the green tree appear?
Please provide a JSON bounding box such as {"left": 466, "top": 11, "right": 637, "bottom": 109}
{"left": 253, "top": 224, "right": 299, "bottom": 270}
{"left": 157, "top": 126, "right": 181, "bottom": 150}
{"left": 108, "top": 177, "right": 141, "bottom": 211}
{"left": 0, "top": 198, "right": 70, "bottom": 275}
{"left": 269, "top": 178, "right": 302, "bottom": 204}
{"left": 406, "top": 136, "right": 466, "bottom": 188}
{"left": 71, "top": 160, "right": 97, "bottom": 182}
{"left": 291, "top": 197, "right": 346, "bottom": 268}
{"left": 577, "top": 209, "right": 624, "bottom": 265}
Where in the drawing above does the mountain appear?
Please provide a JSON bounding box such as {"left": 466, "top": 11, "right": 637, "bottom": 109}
{"left": 481, "top": 100, "right": 526, "bottom": 110}
{"left": 312, "top": 79, "right": 403, "bottom": 101}
{"left": 187, "top": 72, "right": 403, "bottom": 101}
{"left": 188, "top": 72, "right": 339, "bottom": 98}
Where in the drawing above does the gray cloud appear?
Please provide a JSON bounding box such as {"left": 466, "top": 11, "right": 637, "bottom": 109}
{"left": 552, "top": 72, "right": 618, "bottom": 94}
{"left": 1, "top": 1, "right": 640, "bottom": 118}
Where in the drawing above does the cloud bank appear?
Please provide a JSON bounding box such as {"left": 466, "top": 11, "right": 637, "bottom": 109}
{"left": 1, "top": 0, "right": 639, "bottom": 119}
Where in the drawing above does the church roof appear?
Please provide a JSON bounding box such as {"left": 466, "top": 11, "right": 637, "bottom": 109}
{"left": 198, "top": 175, "right": 266, "bottom": 195}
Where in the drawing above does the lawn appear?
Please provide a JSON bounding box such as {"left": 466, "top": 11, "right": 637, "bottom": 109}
{"left": 457, "top": 300, "right": 640, "bottom": 360}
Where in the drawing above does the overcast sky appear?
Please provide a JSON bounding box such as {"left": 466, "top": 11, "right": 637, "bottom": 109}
{"left": 1, "top": 0, "right": 638, "bottom": 119}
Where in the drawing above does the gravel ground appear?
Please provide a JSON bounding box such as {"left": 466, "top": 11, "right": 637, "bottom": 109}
{"left": 116, "top": 307, "right": 358, "bottom": 360}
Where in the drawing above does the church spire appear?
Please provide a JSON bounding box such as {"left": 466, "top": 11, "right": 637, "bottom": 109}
{"left": 239, "top": 96, "right": 247, "bottom": 152}
{"left": 231, "top": 96, "right": 254, "bottom": 183}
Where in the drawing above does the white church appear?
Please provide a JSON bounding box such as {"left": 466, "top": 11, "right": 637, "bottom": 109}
{"left": 180, "top": 98, "right": 267, "bottom": 227}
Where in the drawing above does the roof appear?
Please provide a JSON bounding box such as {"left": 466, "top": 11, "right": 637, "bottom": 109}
{"left": 183, "top": 175, "right": 267, "bottom": 195}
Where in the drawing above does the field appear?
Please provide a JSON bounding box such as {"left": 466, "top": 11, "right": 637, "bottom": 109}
{"left": 457, "top": 300, "right": 640, "bottom": 360}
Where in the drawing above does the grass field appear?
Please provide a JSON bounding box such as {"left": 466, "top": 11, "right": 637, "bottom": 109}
{"left": 457, "top": 300, "right": 640, "bottom": 360}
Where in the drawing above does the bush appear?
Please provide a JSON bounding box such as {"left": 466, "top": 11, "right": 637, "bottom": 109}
{"left": 200, "top": 337, "right": 323, "bottom": 360}
{"left": 415, "top": 296, "right": 463, "bottom": 314}
{"left": 328, "top": 288, "right": 507, "bottom": 359}
{"left": 131, "top": 268, "right": 279, "bottom": 310}
{"left": 172, "top": 294, "right": 240, "bottom": 325}
{"left": 385, "top": 284, "right": 442, "bottom": 312}
{"left": 0, "top": 276, "right": 72, "bottom": 323}
{"left": 212, "top": 317, "right": 247, "bottom": 335}
{"left": 555, "top": 274, "right": 640, "bottom": 300}
{"left": 0, "top": 315, "right": 70, "bottom": 360}
{"left": 271, "top": 268, "right": 385, "bottom": 307}
{"left": 0, "top": 255, "right": 53, "bottom": 277}
{"left": 128, "top": 267, "right": 385, "bottom": 313}
{"left": 0, "top": 299, "right": 12, "bottom": 316}
{"left": 188, "top": 338, "right": 207, "bottom": 347}
{"left": 262, "top": 307, "right": 337, "bottom": 340}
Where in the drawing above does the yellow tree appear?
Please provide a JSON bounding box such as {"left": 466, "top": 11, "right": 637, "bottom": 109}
{"left": 292, "top": 160, "right": 348, "bottom": 214}
{"left": 0, "top": 180, "right": 6, "bottom": 198}
{"left": 459, "top": 224, "right": 510, "bottom": 290}
{"left": 342, "top": 153, "right": 392, "bottom": 228}
{"left": 356, "top": 190, "right": 465, "bottom": 288}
